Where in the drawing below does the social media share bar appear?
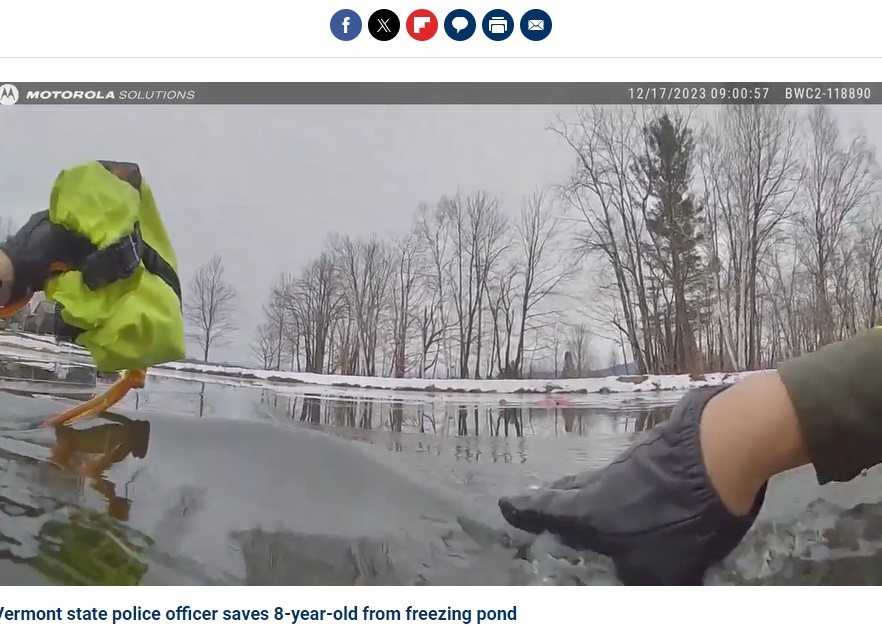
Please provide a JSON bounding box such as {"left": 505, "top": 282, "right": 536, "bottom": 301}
{"left": 331, "top": 8, "right": 551, "bottom": 42}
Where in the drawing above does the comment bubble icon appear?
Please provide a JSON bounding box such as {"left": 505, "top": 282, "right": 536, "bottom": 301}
{"left": 444, "top": 10, "right": 475, "bottom": 40}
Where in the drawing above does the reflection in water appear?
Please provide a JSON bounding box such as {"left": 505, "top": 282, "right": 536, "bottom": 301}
{"left": 34, "top": 510, "right": 153, "bottom": 585}
{"left": 116, "top": 379, "right": 678, "bottom": 488}
{"left": 0, "top": 400, "right": 155, "bottom": 585}
{"left": 49, "top": 414, "right": 151, "bottom": 521}
{"left": 252, "top": 391, "right": 672, "bottom": 439}
{"left": 0, "top": 357, "right": 96, "bottom": 387}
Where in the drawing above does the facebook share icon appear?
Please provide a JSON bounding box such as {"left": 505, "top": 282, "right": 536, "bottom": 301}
{"left": 330, "top": 9, "right": 362, "bottom": 41}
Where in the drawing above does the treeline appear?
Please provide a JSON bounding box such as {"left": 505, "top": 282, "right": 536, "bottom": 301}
{"left": 557, "top": 104, "right": 881, "bottom": 373}
{"left": 252, "top": 189, "right": 580, "bottom": 378}
{"left": 247, "top": 104, "right": 882, "bottom": 378}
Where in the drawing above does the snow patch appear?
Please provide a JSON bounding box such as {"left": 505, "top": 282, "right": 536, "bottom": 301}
{"left": 0, "top": 331, "right": 768, "bottom": 397}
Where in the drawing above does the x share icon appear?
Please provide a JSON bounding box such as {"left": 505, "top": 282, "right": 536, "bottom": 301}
{"left": 369, "top": 9, "right": 400, "bottom": 41}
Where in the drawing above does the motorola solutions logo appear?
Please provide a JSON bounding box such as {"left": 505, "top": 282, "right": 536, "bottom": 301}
{"left": 0, "top": 87, "right": 196, "bottom": 103}
{"left": 0, "top": 84, "right": 19, "bottom": 105}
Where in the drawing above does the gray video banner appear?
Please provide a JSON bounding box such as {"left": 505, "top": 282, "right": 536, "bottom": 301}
{"left": 0, "top": 83, "right": 879, "bottom": 105}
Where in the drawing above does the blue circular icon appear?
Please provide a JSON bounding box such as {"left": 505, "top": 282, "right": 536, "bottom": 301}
{"left": 481, "top": 9, "right": 514, "bottom": 41}
{"left": 520, "top": 9, "right": 551, "bottom": 41}
{"left": 330, "top": 9, "right": 362, "bottom": 41}
{"left": 444, "top": 9, "right": 476, "bottom": 41}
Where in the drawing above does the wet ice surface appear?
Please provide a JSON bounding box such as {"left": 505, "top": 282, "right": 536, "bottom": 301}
{"left": 707, "top": 465, "right": 882, "bottom": 585}
{"left": 2, "top": 353, "right": 882, "bottom": 584}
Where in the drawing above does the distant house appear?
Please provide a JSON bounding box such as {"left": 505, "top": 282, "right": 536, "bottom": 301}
{"left": 22, "top": 295, "right": 57, "bottom": 335}
{"left": 0, "top": 308, "right": 24, "bottom": 330}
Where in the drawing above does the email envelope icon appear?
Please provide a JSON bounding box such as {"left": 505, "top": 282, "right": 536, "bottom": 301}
{"left": 528, "top": 19, "right": 544, "bottom": 30}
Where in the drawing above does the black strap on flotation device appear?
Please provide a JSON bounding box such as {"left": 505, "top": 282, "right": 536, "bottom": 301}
{"left": 79, "top": 222, "right": 182, "bottom": 302}
{"left": 85, "top": 160, "right": 182, "bottom": 303}
{"left": 54, "top": 225, "right": 183, "bottom": 344}
{"left": 53, "top": 227, "right": 182, "bottom": 344}
{"left": 54, "top": 306, "right": 81, "bottom": 344}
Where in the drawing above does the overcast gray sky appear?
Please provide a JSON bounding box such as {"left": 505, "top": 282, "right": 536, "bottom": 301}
{"left": 0, "top": 105, "right": 580, "bottom": 363}
{"left": 1, "top": 104, "right": 879, "bottom": 365}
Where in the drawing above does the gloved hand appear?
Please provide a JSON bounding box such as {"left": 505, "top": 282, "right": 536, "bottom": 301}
{"left": 0, "top": 210, "right": 91, "bottom": 303}
{"left": 498, "top": 386, "right": 767, "bottom": 585}
{"left": 500, "top": 327, "right": 882, "bottom": 585}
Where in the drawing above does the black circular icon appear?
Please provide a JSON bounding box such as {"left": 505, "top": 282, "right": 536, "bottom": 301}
{"left": 368, "top": 9, "right": 400, "bottom": 41}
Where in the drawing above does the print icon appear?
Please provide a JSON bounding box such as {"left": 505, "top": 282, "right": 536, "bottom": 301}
{"left": 482, "top": 10, "right": 513, "bottom": 41}
{"left": 488, "top": 17, "right": 507, "bottom": 33}
{"left": 520, "top": 9, "right": 552, "bottom": 41}
{"left": 330, "top": 9, "right": 362, "bottom": 41}
{"left": 406, "top": 9, "right": 438, "bottom": 41}
{"left": 444, "top": 9, "right": 476, "bottom": 41}
{"left": 0, "top": 84, "right": 19, "bottom": 105}
{"left": 369, "top": 9, "right": 400, "bottom": 41}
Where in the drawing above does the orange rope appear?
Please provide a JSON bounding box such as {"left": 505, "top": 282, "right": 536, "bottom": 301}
{"left": 0, "top": 296, "right": 32, "bottom": 319}
{"left": 42, "top": 370, "right": 146, "bottom": 427}
{"left": 0, "top": 282, "right": 146, "bottom": 426}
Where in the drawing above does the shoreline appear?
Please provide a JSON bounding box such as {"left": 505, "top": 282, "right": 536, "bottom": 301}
{"left": 0, "top": 331, "right": 763, "bottom": 396}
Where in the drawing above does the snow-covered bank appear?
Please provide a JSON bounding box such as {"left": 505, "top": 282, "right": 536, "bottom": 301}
{"left": 0, "top": 332, "right": 89, "bottom": 358}
{"left": 157, "top": 360, "right": 763, "bottom": 395}
{"left": 151, "top": 365, "right": 696, "bottom": 407}
{"left": 0, "top": 331, "right": 767, "bottom": 396}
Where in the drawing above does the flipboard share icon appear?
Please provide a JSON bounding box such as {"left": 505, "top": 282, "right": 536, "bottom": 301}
{"left": 406, "top": 9, "right": 438, "bottom": 41}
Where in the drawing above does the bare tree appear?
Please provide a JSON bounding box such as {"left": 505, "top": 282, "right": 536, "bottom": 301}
{"left": 332, "top": 234, "right": 390, "bottom": 377}
{"left": 414, "top": 202, "right": 453, "bottom": 376}
{"left": 854, "top": 204, "right": 882, "bottom": 328}
{"left": 388, "top": 232, "right": 419, "bottom": 377}
{"left": 700, "top": 105, "right": 803, "bottom": 370}
{"left": 567, "top": 322, "right": 594, "bottom": 376}
{"left": 555, "top": 106, "right": 654, "bottom": 374}
{"left": 486, "top": 261, "right": 519, "bottom": 377}
{"left": 550, "top": 322, "right": 564, "bottom": 377}
{"left": 251, "top": 322, "right": 279, "bottom": 369}
{"left": 510, "top": 191, "right": 574, "bottom": 376}
{"left": 607, "top": 345, "right": 620, "bottom": 370}
{"left": 0, "top": 218, "right": 15, "bottom": 240}
{"left": 286, "top": 252, "right": 343, "bottom": 374}
{"left": 184, "top": 254, "right": 237, "bottom": 362}
{"left": 444, "top": 192, "right": 510, "bottom": 378}
{"left": 262, "top": 275, "right": 290, "bottom": 370}
{"left": 797, "top": 105, "right": 876, "bottom": 346}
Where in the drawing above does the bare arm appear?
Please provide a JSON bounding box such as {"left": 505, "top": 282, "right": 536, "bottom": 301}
{"left": 700, "top": 372, "right": 811, "bottom": 515}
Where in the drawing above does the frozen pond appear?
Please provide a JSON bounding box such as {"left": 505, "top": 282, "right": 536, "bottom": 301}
{"left": 0, "top": 349, "right": 881, "bottom": 585}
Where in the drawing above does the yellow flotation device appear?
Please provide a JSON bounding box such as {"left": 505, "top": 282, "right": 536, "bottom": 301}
{"left": 3, "top": 160, "right": 185, "bottom": 425}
